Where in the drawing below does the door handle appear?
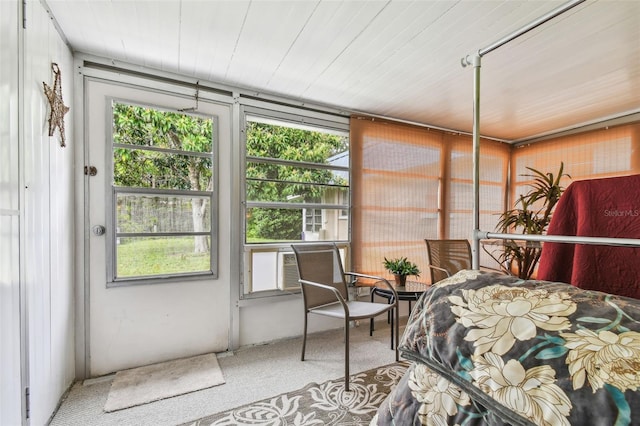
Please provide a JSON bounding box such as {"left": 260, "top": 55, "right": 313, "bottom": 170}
{"left": 92, "top": 225, "right": 106, "bottom": 236}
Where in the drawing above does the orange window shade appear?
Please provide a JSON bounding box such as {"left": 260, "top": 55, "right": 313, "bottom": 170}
{"left": 446, "top": 136, "right": 510, "bottom": 269}
{"left": 351, "top": 117, "right": 510, "bottom": 281}
{"left": 511, "top": 123, "right": 640, "bottom": 203}
{"left": 446, "top": 136, "right": 510, "bottom": 239}
{"left": 351, "top": 117, "right": 443, "bottom": 281}
{"left": 351, "top": 117, "right": 639, "bottom": 283}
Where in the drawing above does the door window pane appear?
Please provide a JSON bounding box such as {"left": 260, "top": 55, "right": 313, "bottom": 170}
{"left": 110, "top": 101, "right": 217, "bottom": 282}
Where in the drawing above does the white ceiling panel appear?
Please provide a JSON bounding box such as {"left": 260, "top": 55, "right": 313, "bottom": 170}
{"left": 45, "top": 0, "right": 640, "bottom": 142}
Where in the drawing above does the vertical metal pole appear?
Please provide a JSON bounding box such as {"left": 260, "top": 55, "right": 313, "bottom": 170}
{"left": 471, "top": 55, "right": 481, "bottom": 270}
{"left": 461, "top": 0, "right": 585, "bottom": 270}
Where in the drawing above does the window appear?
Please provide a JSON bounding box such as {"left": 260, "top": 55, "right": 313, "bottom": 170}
{"left": 241, "top": 107, "right": 350, "bottom": 297}
{"left": 350, "top": 117, "right": 510, "bottom": 279}
{"left": 339, "top": 190, "right": 349, "bottom": 218}
{"left": 511, "top": 124, "right": 640, "bottom": 202}
{"left": 243, "top": 108, "right": 350, "bottom": 244}
{"left": 447, "top": 136, "right": 510, "bottom": 270}
{"left": 109, "top": 101, "right": 217, "bottom": 283}
{"left": 304, "top": 207, "right": 323, "bottom": 233}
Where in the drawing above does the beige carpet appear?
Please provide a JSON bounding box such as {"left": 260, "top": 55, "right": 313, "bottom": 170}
{"left": 104, "top": 353, "right": 225, "bottom": 412}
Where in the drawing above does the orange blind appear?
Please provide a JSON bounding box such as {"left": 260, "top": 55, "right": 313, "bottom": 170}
{"left": 351, "top": 117, "right": 510, "bottom": 281}
{"left": 511, "top": 123, "right": 640, "bottom": 202}
{"left": 446, "top": 135, "right": 510, "bottom": 237}
{"left": 447, "top": 135, "right": 510, "bottom": 268}
{"left": 351, "top": 117, "right": 639, "bottom": 282}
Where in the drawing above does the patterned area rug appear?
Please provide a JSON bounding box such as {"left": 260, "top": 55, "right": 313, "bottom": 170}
{"left": 181, "top": 361, "right": 409, "bottom": 426}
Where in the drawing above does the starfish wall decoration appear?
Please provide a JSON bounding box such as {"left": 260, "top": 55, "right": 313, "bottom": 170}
{"left": 43, "top": 63, "right": 70, "bottom": 147}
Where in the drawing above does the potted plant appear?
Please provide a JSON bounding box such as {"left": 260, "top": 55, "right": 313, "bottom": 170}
{"left": 494, "top": 163, "right": 569, "bottom": 279}
{"left": 383, "top": 257, "right": 420, "bottom": 286}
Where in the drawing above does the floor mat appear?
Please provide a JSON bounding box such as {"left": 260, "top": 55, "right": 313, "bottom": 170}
{"left": 104, "top": 353, "right": 225, "bottom": 412}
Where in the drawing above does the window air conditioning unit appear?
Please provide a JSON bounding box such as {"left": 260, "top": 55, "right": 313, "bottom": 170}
{"left": 278, "top": 252, "right": 300, "bottom": 291}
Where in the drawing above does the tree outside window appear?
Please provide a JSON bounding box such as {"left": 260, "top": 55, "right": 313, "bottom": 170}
{"left": 111, "top": 102, "right": 217, "bottom": 280}
{"left": 245, "top": 117, "right": 349, "bottom": 243}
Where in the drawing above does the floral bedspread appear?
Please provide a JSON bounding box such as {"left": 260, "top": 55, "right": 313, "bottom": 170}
{"left": 372, "top": 270, "right": 640, "bottom": 426}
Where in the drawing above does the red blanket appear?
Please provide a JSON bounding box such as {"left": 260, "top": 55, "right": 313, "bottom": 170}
{"left": 537, "top": 174, "right": 640, "bottom": 299}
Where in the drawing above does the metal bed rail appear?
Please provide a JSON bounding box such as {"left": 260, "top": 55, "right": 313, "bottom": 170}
{"left": 477, "top": 231, "right": 640, "bottom": 249}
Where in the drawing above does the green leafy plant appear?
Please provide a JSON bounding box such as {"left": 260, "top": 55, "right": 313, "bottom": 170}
{"left": 383, "top": 257, "right": 420, "bottom": 276}
{"left": 494, "top": 162, "right": 570, "bottom": 279}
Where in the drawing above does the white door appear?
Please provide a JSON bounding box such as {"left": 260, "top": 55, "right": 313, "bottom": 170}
{"left": 85, "top": 79, "right": 232, "bottom": 377}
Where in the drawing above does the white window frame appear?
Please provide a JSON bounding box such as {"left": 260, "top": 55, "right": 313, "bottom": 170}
{"left": 240, "top": 104, "right": 350, "bottom": 298}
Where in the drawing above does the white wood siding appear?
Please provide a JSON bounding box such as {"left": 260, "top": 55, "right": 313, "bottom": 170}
{"left": 22, "top": 1, "right": 75, "bottom": 424}
{"left": 0, "top": 1, "right": 23, "bottom": 424}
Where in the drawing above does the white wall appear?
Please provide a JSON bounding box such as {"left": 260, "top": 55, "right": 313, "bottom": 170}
{"left": 237, "top": 290, "right": 410, "bottom": 347}
{"left": 21, "top": 1, "right": 75, "bottom": 424}
{"left": 239, "top": 298, "right": 344, "bottom": 346}
{"left": 0, "top": 1, "right": 24, "bottom": 424}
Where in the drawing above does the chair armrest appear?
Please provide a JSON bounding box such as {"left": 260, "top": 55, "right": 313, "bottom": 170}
{"left": 428, "top": 265, "right": 451, "bottom": 277}
{"left": 344, "top": 272, "right": 399, "bottom": 302}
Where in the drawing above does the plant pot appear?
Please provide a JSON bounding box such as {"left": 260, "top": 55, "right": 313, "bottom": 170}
{"left": 393, "top": 274, "right": 407, "bottom": 287}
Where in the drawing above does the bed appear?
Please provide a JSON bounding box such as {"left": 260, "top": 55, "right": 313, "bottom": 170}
{"left": 372, "top": 269, "right": 640, "bottom": 425}
{"left": 369, "top": 2, "right": 640, "bottom": 424}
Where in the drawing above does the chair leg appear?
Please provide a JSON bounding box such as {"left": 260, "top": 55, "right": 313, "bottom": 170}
{"left": 394, "top": 303, "right": 400, "bottom": 362}
{"left": 301, "top": 312, "right": 308, "bottom": 361}
{"left": 387, "top": 294, "right": 391, "bottom": 324}
{"left": 370, "top": 291, "right": 374, "bottom": 336}
{"left": 344, "top": 316, "right": 350, "bottom": 392}
{"left": 390, "top": 306, "right": 394, "bottom": 349}
{"left": 389, "top": 296, "right": 396, "bottom": 349}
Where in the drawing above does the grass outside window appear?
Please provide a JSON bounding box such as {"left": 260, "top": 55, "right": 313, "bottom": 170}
{"left": 117, "top": 236, "right": 210, "bottom": 278}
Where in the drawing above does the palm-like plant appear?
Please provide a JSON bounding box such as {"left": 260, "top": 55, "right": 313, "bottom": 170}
{"left": 495, "top": 163, "right": 570, "bottom": 279}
